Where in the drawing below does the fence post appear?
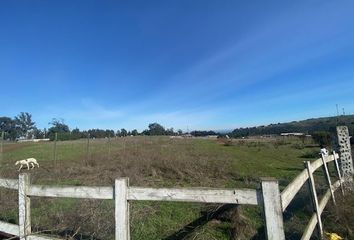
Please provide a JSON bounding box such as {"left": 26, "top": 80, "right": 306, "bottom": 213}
{"left": 86, "top": 133, "right": 90, "bottom": 166}
{"left": 108, "top": 136, "right": 111, "bottom": 161}
{"left": 336, "top": 126, "right": 354, "bottom": 189}
{"left": 304, "top": 161, "right": 323, "bottom": 238}
{"left": 115, "top": 178, "right": 129, "bottom": 240}
{"left": 321, "top": 153, "right": 336, "bottom": 204}
{"left": 261, "top": 178, "right": 285, "bottom": 240}
{"left": 53, "top": 132, "right": 57, "bottom": 167}
{"left": 19, "top": 173, "right": 31, "bottom": 239}
{"left": 333, "top": 151, "right": 345, "bottom": 196}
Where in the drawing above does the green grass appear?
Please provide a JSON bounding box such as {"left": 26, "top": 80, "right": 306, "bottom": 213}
{"left": 0, "top": 136, "right": 340, "bottom": 239}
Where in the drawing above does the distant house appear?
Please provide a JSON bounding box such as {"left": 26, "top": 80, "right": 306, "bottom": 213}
{"left": 182, "top": 133, "right": 193, "bottom": 138}
{"left": 280, "top": 133, "right": 305, "bottom": 137}
{"left": 17, "top": 138, "right": 50, "bottom": 143}
{"left": 206, "top": 135, "right": 218, "bottom": 139}
{"left": 261, "top": 134, "right": 276, "bottom": 138}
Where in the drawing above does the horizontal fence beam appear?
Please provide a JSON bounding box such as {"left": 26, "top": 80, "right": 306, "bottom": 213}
{"left": 300, "top": 179, "right": 342, "bottom": 240}
{"left": 0, "top": 220, "right": 19, "bottom": 236}
{"left": 28, "top": 185, "right": 114, "bottom": 199}
{"left": 280, "top": 154, "right": 337, "bottom": 211}
{"left": 1, "top": 182, "right": 260, "bottom": 205}
{"left": 0, "top": 178, "right": 18, "bottom": 190}
{"left": 28, "top": 234, "right": 62, "bottom": 240}
{"left": 128, "top": 187, "right": 259, "bottom": 205}
{"left": 0, "top": 153, "right": 343, "bottom": 240}
{"left": 281, "top": 169, "right": 308, "bottom": 211}
{"left": 311, "top": 154, "right": 337, "bottom": 172}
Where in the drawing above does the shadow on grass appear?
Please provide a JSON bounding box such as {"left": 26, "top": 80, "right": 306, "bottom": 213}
{"left": 163, "top": 204, "right": 235, "bottom": 240}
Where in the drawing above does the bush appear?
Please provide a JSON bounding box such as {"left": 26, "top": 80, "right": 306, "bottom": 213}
{"left": 300, "top": 150, "right": 319, "bottom": 159}
{"left": 311, "top": 131, "right": 331, "bottom": 147}
{"left": 292, "top": 143, "right": 305, "bottom": 150}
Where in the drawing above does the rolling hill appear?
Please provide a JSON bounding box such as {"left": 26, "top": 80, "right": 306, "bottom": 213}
{"left": 230, "top": 115, "right": 354, "bottom": 137}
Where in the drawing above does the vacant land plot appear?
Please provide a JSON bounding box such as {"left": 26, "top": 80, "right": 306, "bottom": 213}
{"left": 0, "top": 136, "right": 350, "bottom": 239}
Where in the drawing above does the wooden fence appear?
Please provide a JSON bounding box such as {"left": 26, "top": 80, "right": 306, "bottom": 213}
{"left": 0, "top": 152, "right": 348, "bottom": 240}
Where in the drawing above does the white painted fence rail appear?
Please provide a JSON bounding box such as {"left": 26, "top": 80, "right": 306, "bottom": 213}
{"left": 280, "top": 152, "right": 345, "bottom": 240}
{"left": 280, "top": 154, "right": 338, "bottom": 211}
{"left": 0, "top": 174, "right": 266, "bottom": 240}
{"left": 0, "top": 152, "right": 349, "bottom": 240}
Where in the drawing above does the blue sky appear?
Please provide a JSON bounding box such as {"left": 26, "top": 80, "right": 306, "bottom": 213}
{"left": 1, "top": 1, "right": 354, "bottom": 131}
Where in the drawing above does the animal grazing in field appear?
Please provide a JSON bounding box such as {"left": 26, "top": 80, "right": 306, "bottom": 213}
{"left": 15, "top": 158, "right": 40, "bottom": 171}
{"left": 27, "top": 158, "right": 40, "bottom": 169}
{"left": 15, "top": 159, "right": 29, "bottom": 171}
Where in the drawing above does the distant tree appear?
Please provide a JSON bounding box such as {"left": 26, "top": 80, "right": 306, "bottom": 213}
{"left": 71, "top": 128, "right": 83, "bottom": 139}
{"left": 120, "top": 128, "right": 128, "bottom": 137}
{"left": 131, "top": 129, "right": 139, "bottom": 136}
{"left": 116, "top": 130, "right": 121, "bottom": 137}
{"left": 49, "top": 118, "right": 70, "bottom": 133}
{"left": 105, "top": 129, "right": 115, "bottom": 137}
{"left": 141, "top": 129, "right": 149, "bottom": 135}
{"left": 165, "top": 127, "right": 174, "bottom": 136}
{"left": 148, "top": 123, "right": 166, "bottom": 135}
{"left": 48, "top": 118, "right": 70, "bottom": 140}
{"left": 32, "top": 127, "right": 45, "bottom": 139}
{"left": 15, "top": 112, "right": 36, "bottom": 139}
{"left": 0, "top": 117, "right": 17, "bottom": 140}
{"left": 312, "top": 131, "right": 332, "bottom": 147}
{"left": 190, "top": 130, "right": 217, "bottom": 137}
{"left": 177, "top": 129, "right": 183, "bottom": 135}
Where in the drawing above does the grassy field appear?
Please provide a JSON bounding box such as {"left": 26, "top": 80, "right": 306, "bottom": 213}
{"left": 0, "top": 136, "right": 351, "bottom": 239}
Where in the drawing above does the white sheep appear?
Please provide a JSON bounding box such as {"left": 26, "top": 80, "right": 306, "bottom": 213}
{"left": 15, "top": 158, "right": 39, "bottom": 171}
{"left": 15, "top": 159, "right": 30, "bottom": 171}
{"left": 27, "top": 158, "right": 40, "bottom": 169}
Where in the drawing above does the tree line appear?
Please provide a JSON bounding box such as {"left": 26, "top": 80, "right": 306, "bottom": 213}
{"left": 1, "top": 112, "right": 215, "bottom": 141}
{"left": 3, "top": 112, "right": 351, "bottom": 144}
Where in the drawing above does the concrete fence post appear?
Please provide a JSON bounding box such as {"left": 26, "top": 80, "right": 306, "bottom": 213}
{"left": 261, "top": 178, "right": 285, "bottom": 240}
{"left": 115, "top": 178, "right": 130, "bottom": 240}
{"left": 19, "top": 173, "right": 31, "bottom": 240}
{"left": 336, "top": 126, "right": 354, "bottom": 189}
